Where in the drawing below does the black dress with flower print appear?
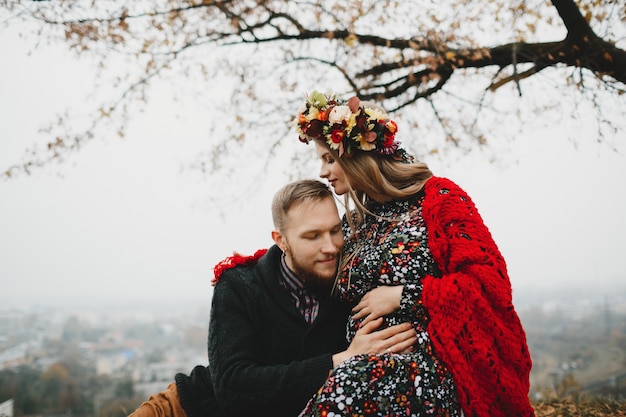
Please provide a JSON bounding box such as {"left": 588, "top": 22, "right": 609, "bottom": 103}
{"left": 299, "top": 191, "right": 462, "bottom": 417}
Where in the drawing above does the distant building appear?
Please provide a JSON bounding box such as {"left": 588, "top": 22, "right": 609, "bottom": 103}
{"left": 0, "top": 399, "right": 13, "bottom": 417}
{"left": 0, "top": 343, "right": 33, "bottom": 370}
{"left": 95, "top": 348, "right": 135, "bottom": 375}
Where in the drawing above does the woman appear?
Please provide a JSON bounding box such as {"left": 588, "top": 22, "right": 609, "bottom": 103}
{"left": 295, "top": 91, "right": 535, "bottom": 417}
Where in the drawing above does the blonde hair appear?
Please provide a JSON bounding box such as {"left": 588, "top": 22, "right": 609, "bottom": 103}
{"left": 315, "top": 139, "right": 433, "bottom": 233}
{"left": 271, "top": 179, "right": 334, "bottom": 233}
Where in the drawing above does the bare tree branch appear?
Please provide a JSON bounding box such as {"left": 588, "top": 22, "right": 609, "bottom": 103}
{"left": 1, "top": 0, "right": 624, "bottom": 180}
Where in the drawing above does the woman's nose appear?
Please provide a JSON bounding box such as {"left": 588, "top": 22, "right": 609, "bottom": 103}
{"left": 319, "top": 164, "right": 329, "bottom": 178}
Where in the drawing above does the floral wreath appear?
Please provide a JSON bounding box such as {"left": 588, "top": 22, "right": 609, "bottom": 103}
{"left": 296, "top": 90, "right": 413, "bottom": 162}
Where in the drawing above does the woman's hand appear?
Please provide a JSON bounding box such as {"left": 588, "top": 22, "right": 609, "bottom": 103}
{"left": 332, "top": 318, "right": 416, "bottom": 366}
{"left": 352, "top": 285, "right": 403, "bottom": 325}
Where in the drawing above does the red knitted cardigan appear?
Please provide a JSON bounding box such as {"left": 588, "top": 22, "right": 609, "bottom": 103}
{"left": 421, "top": 176, "right": 534, "bottom": 417}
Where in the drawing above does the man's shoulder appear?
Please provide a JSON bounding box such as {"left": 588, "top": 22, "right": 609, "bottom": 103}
{"left": 213, "top": 246, "right": 281, "bottom": 287}
{"left": 213, "top": 248, "right": 268, "bottom": 283}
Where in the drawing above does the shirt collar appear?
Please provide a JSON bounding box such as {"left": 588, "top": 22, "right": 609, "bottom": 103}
{"left": 279, "top": 253, "right": 306, "bottom": 294}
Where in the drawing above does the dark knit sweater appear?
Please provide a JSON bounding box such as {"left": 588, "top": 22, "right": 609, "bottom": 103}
{"left": 176, "top": 245, "right": 350, "bottom": 417}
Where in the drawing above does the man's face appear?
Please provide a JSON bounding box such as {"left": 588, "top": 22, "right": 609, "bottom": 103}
{"left": 277, "top": 197, "right": 344, "bottom": 291}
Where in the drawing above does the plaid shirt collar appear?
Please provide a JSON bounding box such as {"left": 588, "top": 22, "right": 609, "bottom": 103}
{"left": 279, "top": 253, "right": 319, "bottom": 323}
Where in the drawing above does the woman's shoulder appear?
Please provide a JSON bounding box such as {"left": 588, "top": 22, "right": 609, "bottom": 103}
{"left": 421, "top": 176, "right": 479, "bottom": 218}
{"left": 424, "top": 176, "right": 472, "bottom": 198}
{"left": 425, "top": 176, "right": 460, "bottom": 191}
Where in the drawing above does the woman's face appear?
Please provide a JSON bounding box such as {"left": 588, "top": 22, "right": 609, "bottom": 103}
{"left": 315, "top": 141, "right": 349, "bottom": 196}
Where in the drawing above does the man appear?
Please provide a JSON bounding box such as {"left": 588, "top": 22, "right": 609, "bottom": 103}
{"left": 130, "top": 179, "right": 416, "bottom": 417}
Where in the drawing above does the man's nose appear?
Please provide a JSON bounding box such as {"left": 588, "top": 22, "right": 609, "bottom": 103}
{"left": 320, "top": 234, "right": 340, "bottom": 253}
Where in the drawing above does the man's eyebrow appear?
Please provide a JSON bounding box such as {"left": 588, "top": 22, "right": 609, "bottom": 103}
{"left": 300, "top": 228, "right": 321, "bottom": 235}
{"left": 300, "top": 223, "right": 340, "bottom": 235}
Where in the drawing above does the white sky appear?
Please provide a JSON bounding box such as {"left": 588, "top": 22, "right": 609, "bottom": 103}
{"left": 1, "top": 25, "right": 625, "bottom": 312}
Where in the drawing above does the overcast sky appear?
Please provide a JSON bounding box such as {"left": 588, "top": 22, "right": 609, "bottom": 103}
{"left": 1, "top": 25, "right": 625, "bottom": 313}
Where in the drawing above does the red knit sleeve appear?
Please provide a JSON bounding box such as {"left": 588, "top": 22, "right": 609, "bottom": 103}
{"left": 421, "top": 177, "right": 534, "bottom": 417}
{"left": 213, "top": 249, "right": 268, "bottom": 284}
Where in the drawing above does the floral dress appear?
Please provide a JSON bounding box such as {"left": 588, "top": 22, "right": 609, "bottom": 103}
{"left": 299, "top": 191, "right": 462, "bottom": 417}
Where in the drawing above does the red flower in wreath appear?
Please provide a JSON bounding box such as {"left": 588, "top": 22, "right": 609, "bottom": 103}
{"left": 330, "top": 128, "right": 344, "bottom": 144}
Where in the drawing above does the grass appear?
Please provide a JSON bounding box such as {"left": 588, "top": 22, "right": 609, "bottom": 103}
{"left": 532, "top": 398, "right": 625, "bottom": 416}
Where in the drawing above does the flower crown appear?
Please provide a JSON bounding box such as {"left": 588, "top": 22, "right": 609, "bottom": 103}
{"left": 296, "top": 90, "right": 412, "bottom": 162}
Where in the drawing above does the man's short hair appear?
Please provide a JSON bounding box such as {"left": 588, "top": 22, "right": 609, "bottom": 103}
{"left": 271, "top": 179, "right": 334, "bottom": 232}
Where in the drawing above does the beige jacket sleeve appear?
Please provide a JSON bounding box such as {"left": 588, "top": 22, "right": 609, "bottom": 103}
{"left": 128, "top": 383, "right": 187, "bottom": 417}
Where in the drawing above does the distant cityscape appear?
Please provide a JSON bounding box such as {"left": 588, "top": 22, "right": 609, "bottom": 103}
{"left": 1, "top": 282, "right": 625, "bottom": 416}
{"left": 0, "top": 301, "right": 210, "bottom": 417}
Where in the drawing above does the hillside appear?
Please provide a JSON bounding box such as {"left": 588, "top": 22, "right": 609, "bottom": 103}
{"left": 532, "top": 398, "right": 625, "bottom": 416}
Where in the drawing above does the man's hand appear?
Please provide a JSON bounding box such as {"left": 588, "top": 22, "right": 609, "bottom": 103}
{"left": 351, "top": 285, "right": 403, "bottom": 325}
{"left": 331, "top": 318, "right": 416, "bottom": 366}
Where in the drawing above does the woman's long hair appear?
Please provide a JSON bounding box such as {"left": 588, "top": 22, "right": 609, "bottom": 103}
{"left": 315, "top": 139, "right": 433, "bottom": 234}
{"left": 321, "top": 140, "right": 433, "bottom": 296}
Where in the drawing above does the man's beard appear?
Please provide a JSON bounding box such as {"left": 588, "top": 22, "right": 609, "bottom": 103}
{"left": 290, "top": 255, "right": 337, "bottom": 294}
